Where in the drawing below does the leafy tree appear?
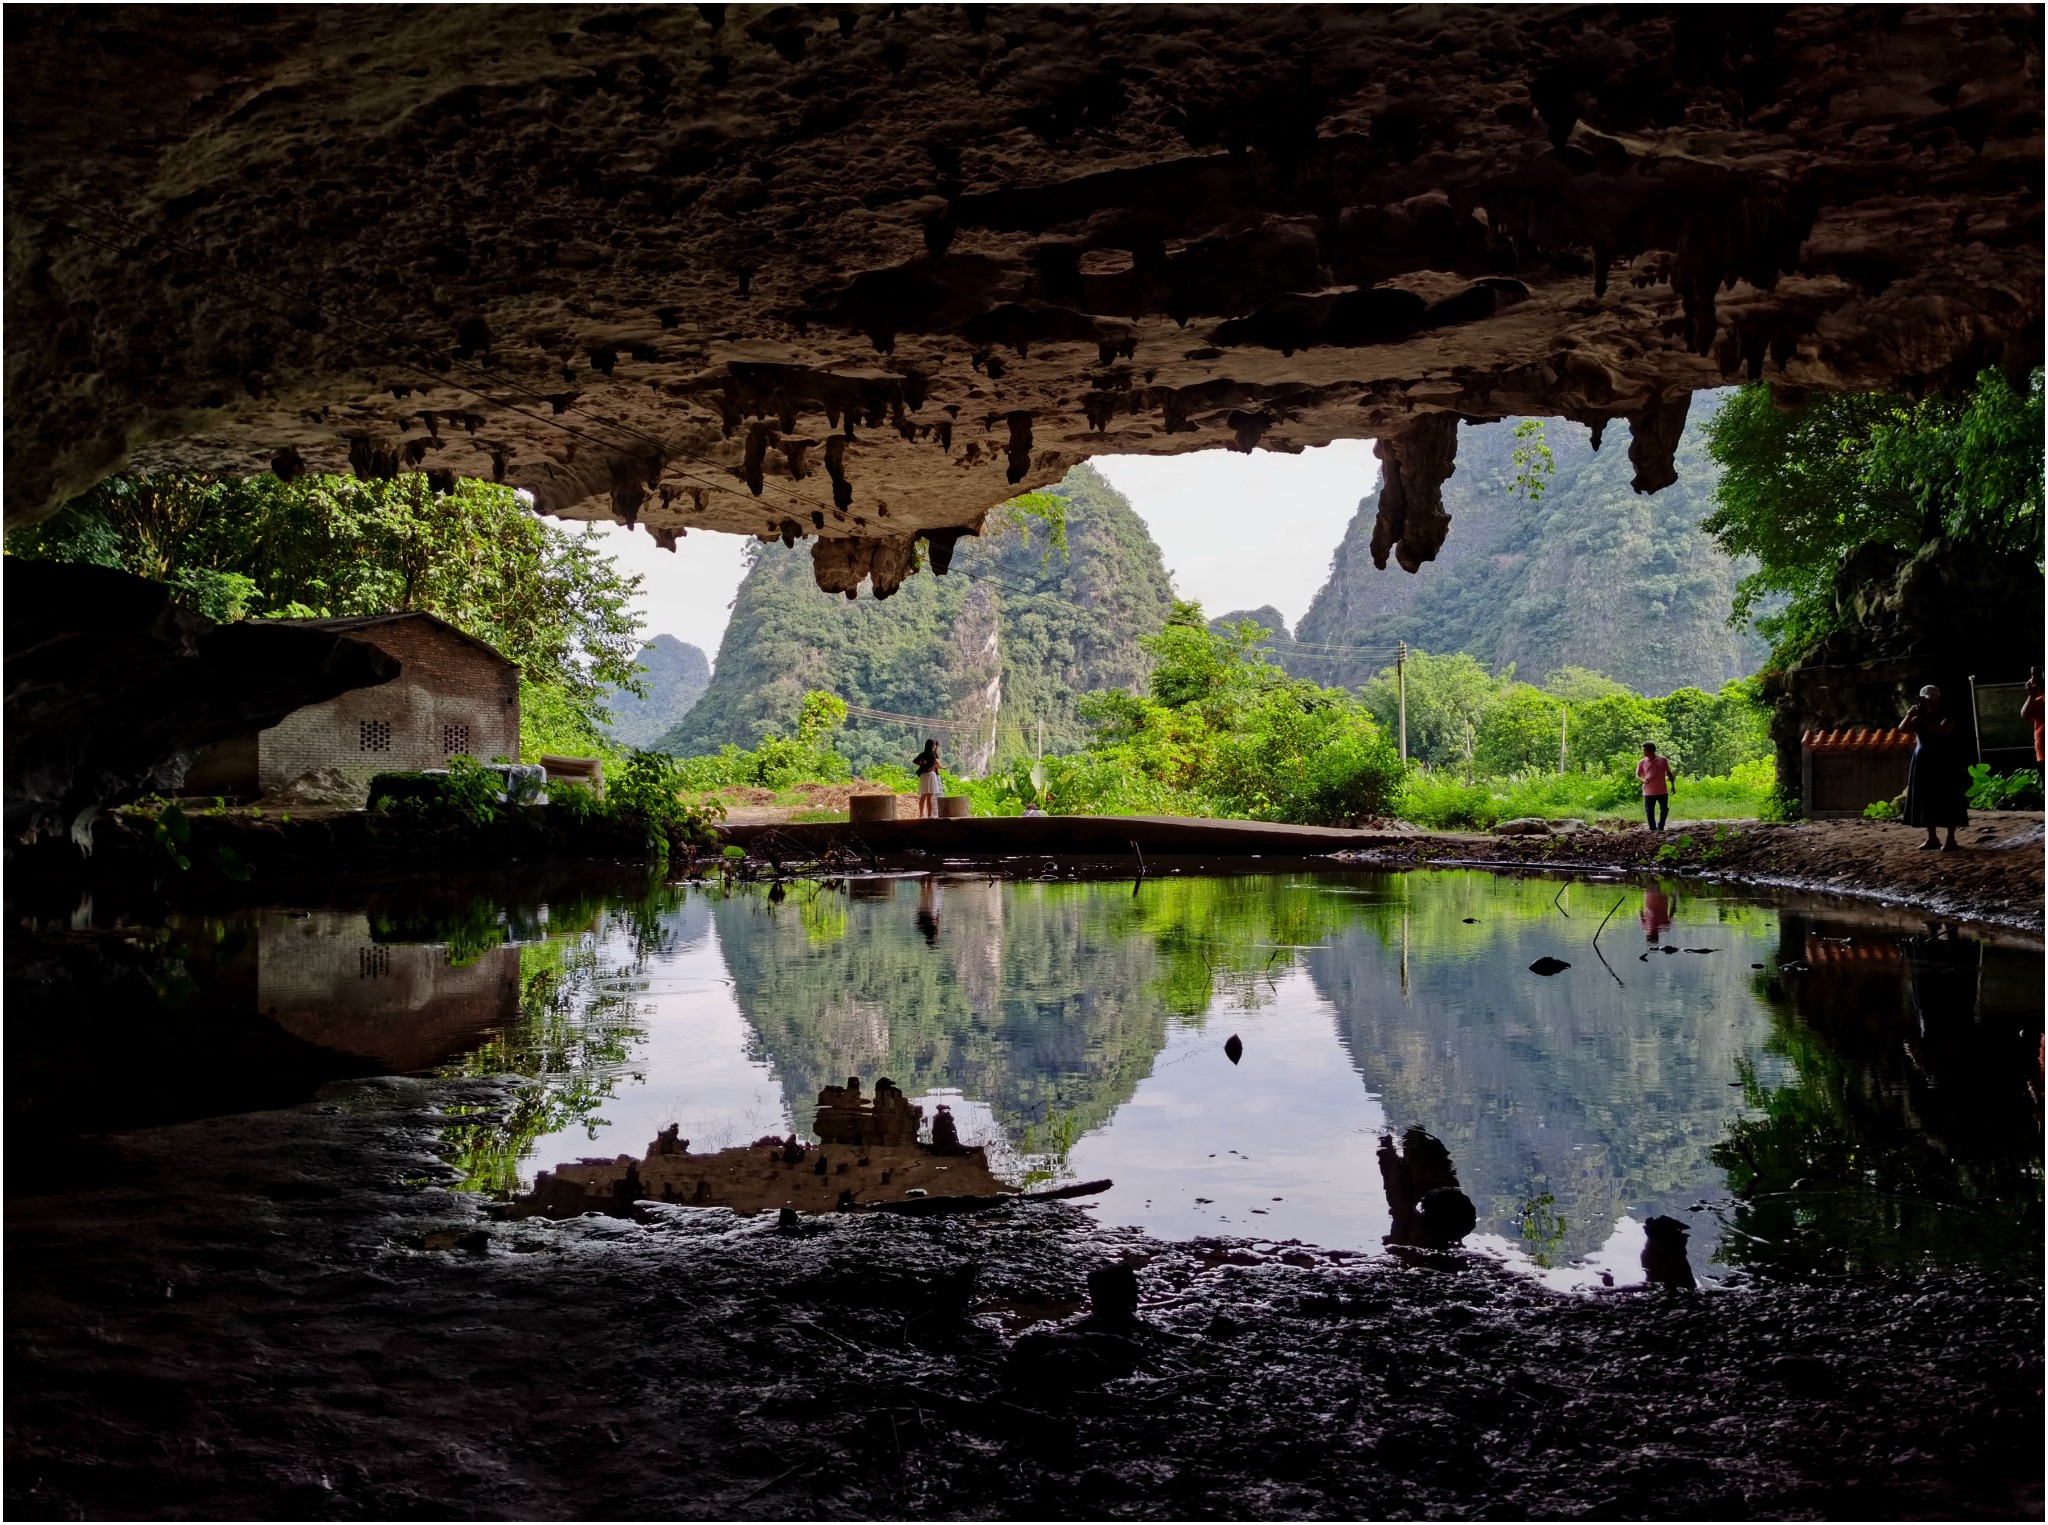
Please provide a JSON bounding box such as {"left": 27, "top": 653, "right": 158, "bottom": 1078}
{"left": 1702, "top": 369, "right": 2044, "bottom": 660}
{"left": 1475, "top": 686, "right": 1564, "bottom": 775}
{"left": 1508, "top": 418, "right": 1555, "bottom": 500}
{"left": 7, "top": 471, "right": 645, "bottom": 747}
{"left": 1540, "top": 666, "right": 1631, "bottom": 704}
{"left": 1062, "top": 601, "right": 1405, "bottom": 824}
{"left": 1565, "top": 692, "right": 1669, "bottom": 772}
{"left": 1657, "top": 680, "right": 1769, "bottom": 777}
{"left": 1358, "top": 649, "right": 1501, "bottom": 769}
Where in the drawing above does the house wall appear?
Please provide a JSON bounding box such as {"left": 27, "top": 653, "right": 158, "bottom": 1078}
{"left": 182, "top": 732, "right": 260, "bottom": 796}
{"left": 258, "top": 619, "right": 519, "bottom": 792}
{"left": 1805, "top": 750, "right": 1912, "bottom": 818}
{"left": 255, "top": 909, "right": 521, "bottom": 1073}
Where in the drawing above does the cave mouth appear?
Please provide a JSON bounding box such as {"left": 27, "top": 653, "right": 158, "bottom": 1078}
{"left": 5, "top": 4, "right": 2038, "bottom": 605}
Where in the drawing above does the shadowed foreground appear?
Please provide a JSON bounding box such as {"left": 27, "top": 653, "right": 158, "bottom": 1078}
{"left": 6, "top": 1076, "right": 2039, "bottom": 1521}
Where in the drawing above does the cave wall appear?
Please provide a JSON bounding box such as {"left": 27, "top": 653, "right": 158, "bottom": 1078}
{"left": 4, "top": 4, "right": 2040, "bottom": 596}
{"left": 3, "top": 561, "right": 398, "bottom": 847}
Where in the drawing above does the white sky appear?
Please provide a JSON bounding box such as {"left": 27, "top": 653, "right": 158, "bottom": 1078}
{"left": 597, "top": 442, "right": 1381, "bottom": 664}
{"left": 1092, "top": 440, "right": 1380, "bottom": 631}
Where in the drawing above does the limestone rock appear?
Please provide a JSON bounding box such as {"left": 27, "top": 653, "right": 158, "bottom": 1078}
{"left": 5, "top": 7, "right": 2040, "bottom": 604}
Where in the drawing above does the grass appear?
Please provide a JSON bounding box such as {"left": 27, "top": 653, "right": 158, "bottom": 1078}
{"left": 1397, "top": 758, "right": 1775, "bottom": 831}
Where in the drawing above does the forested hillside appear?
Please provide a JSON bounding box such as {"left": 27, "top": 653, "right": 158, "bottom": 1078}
{"left": 602, "top": 635, "right": 710, "bottom": 750}
{"left": 659, "top": 465, "right": 1175, "bottom": 773}
{"left": 1292, "top": 393, "right": 1766, "bottom": 695}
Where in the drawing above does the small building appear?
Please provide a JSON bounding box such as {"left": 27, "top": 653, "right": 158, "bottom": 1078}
{"left": 183, "top": 612, "right": 519, "bottom": 799}
{"left": 1800, "top": 726, "right": 1915, "bottom": 819}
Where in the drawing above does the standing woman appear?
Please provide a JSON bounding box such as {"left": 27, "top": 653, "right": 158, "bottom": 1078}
{"left": 1902, "top": 685, "right": 1968, "bottom": 851}
{"left": 913, "top": 737, "right": 943, "bottom": 820}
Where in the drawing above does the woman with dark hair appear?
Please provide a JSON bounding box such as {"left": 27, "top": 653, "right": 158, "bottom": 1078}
{"left": 913, "top": 738, "right": 942, "bottom": 820}
{"left": 1902, "top": 685, "right": 1968, "bottom": 851}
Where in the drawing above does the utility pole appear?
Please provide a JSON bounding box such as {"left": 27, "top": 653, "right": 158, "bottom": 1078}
{"left": 1560, "top": 702, "right": 1569, "bottom": 774}
{"left": 1036, "top": 715, "right": 1044, "bottom": 762}
{"left": 1396, "top": 640, "right": 1408, "bottom": 764}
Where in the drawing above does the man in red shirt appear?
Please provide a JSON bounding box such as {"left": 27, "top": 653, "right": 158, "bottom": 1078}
{"left": 1637, "top": 742, "right": 1674, "bottom": 831}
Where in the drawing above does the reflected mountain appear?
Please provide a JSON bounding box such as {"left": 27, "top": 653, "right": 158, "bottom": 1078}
{"left": 714, "top": 877, "right": 1171, "bottom": 1143}
{"left": 1299, "top": 872, "right": 1778, "bottom": 1265}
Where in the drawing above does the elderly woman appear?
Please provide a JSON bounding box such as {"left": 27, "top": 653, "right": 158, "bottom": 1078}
{"left": 1902, "top": 685, "right": 1968, "bottom": 851}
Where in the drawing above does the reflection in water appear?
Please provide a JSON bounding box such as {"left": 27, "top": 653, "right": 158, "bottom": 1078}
{"left": 255, "top": 910, "right": 519, "bottom": 1072}
{"left": 1377, "top": 1127, "right": 1477, "bottom": 1251}
{"left": 1710, "top": 913, "right": 2043, "bottom": 1274}
{"left": 1640, "top": 885, "right": 1674, "bottom": 945}
{"left": 26, "top": 871, "right": 2037, "bottom": 1287}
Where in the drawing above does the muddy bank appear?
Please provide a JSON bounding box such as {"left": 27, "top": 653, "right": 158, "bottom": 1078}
{"left": 1357, "top": 813, "right": 2045, "bottom": 935}
{"left": 6, "top": 1077, "right": 2040, "bottom": 1522}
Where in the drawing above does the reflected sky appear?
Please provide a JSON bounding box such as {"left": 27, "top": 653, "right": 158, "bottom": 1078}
{"left": 56, "top": 870, "right": 2029, "bottom": 1288}
{"left": 491, "top": 871, "right": 2040, "bottom": 1286}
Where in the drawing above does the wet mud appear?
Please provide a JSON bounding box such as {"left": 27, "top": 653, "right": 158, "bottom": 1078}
{"left": 7, "top": 1076, "right": 2040, "bottom": 1522}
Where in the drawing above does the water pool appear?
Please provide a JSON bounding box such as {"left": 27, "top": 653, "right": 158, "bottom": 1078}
{"left": 43, "top": 868, "right": 2040, "bottom": 1289}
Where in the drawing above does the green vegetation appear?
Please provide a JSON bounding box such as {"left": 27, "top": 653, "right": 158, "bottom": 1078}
{"left": 943, "top": 603, "right": 1404, "bottom": 825}
{"left": 1340, "top": 645, "right": 1774, "bottom": 828}
{"left": 439, "top": 890, "right": 669, "bottom": 1194}
{"left": 661, "top": 463, "right": 1174, "bottom": 771}
{"left": 1291, "top": 396, "right": 1767, "bottom": 696}
{"left": 1966, "top": 764, "right": 2044, "bottom": 811}
{"left": 7, "top": 471, "right": 646, "bottom": 757}
{"left": 667, "top": 690, "right": 856, "bottom": 792}
{"left": 1702, "top": 368, "right": 2044, "bottom": 663}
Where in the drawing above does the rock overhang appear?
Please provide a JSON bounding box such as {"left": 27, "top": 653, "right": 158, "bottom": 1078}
{"left": 4, "top": 3, "right": 2040, "bottom": 595}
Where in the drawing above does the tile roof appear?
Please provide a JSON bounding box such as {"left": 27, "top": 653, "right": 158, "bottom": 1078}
{"left": 1801, "top": 727, "right": 1915, "bottom": 753}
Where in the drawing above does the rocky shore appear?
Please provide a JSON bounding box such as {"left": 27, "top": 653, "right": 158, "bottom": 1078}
{"left": 1358, "top": 812, "right": 2045, "bottom": 935}
{"left": 6, "top": 1076, "right": 2040, "bottom": 1522}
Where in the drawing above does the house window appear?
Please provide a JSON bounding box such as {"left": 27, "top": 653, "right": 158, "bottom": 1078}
{"left": 359, "top": 719, "right": 392, "bottom": 752}
{"left": 358, "top": 946, "right": 390, "bottom": 979}
{"left": 443, "top": 723, "right": 470, "bottom": 756}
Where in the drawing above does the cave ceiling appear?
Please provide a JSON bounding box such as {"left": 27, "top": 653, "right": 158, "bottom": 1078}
{"left": 4, "top": 4, "right": 2041, "bottom": 594}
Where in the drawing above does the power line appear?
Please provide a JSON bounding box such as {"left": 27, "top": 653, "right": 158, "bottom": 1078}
{"left": 841, "top": 702, "right": 973, "bottom": 733}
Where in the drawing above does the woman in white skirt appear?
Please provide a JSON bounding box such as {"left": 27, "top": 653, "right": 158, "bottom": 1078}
{"left": 913, "top": 738, "right": 943, "bottom": 819}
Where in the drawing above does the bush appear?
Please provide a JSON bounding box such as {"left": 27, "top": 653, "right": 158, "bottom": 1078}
{"left": 1967, "top": 764, "right": 2044, "bottom": 810}
{"left": 368, "top": 755, "right": 501, "bottom": 826}
{"left": 1398, "top": 773, "right": 1503, "bottom": 830}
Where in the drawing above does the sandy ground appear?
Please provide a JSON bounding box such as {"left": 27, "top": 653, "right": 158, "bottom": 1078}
{"left": 1358, "top": 812, "right": 2044, "bottom": 933}
{"left": 6, "top": 1076, "right": 2041, "bottom": 1522}
{"left": 710, "top": 781, "right": 913, "bottom": 825}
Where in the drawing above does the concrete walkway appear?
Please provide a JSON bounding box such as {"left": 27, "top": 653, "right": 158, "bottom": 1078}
{"left": 718, "top": 813, "right": 1405, "bottom": 859}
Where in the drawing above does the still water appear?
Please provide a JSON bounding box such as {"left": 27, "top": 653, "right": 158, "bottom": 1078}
{"left": 148, "top": 871, "right": 2044, "bottom": 1287}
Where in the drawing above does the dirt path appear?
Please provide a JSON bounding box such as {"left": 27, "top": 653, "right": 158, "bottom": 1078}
{"left": 6, "top": 1076, "right": 2040, "bottom": 1522}
{"left": 1353, "top": 812, "right": 2044, "bottom": 934}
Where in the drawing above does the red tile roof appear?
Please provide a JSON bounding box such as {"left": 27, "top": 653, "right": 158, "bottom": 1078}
{"left": 1801, "top": 727, "right": 1915, "bottom": 753}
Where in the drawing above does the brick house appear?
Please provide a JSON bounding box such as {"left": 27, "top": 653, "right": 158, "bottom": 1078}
{"left": 182, "top": 612, "right": 520, "bottom": 798}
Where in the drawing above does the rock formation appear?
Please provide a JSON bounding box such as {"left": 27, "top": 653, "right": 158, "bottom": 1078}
{"left": 3, "top": 561, "right": 397, "bottom": 847}
{"left": 5, "top": 7, "right": 2039, "bottom": 597}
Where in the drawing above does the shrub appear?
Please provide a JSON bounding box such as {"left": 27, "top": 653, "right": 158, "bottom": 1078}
{"left": 1967, "top": 764, "right": 2044, "bottom": 810}
{"left": 1864, "top": 798, "right": 1902, "bottom": 821}
{"left": 368, "top": 755, "right": 501, "bottom": 826}
{"left": 1398, "top": 773, "right": 1503, "bottom": 830}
